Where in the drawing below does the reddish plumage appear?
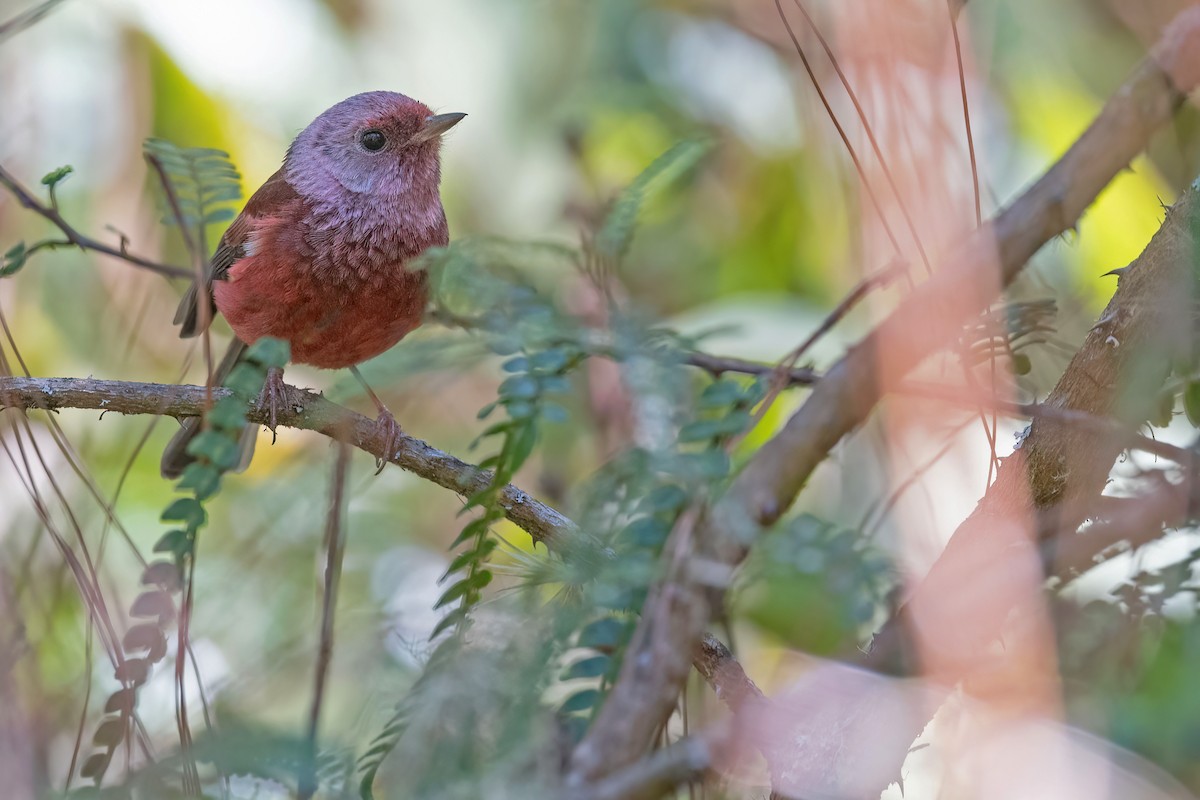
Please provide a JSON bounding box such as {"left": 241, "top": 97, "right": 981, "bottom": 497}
{"left": 211, "top": 169, "right": 439, "bottom": 368}
{"left": 161, "top": 91, "right": 464, "bottom": 478}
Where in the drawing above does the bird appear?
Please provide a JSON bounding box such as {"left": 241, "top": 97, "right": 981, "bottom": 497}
{"left": 160, "top": 91, "right": 465, "bottom": 478}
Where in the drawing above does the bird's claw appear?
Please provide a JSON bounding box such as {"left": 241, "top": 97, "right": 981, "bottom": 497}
{"left": 372, "top": 409, "right": 403, "bottom": 474}
{"left": 257, "top": 367, "right": 288, "bottom": 444}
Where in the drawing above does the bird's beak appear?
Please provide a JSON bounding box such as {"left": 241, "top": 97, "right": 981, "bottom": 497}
{"left": 410, "top": 112, "right": 467, "bottom": 145}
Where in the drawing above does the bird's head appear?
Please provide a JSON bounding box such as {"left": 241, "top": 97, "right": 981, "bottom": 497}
{"left": 285, "top": 91, "right": 465, "bottom": 199}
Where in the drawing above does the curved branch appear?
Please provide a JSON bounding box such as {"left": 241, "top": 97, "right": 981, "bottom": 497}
{"left": 0, "top": 376, "right": 575, "bottom": 547}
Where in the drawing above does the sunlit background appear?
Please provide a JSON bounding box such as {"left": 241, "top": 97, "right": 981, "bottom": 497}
{"left": 2, "top": 0, "right": 1200, "bottom": 796}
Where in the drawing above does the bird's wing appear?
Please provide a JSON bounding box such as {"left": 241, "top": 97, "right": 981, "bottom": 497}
{"left": 174, "top": 169, "right": 301, "bottom": 338}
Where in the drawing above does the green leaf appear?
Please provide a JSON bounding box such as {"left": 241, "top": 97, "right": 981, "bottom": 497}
{"left": 596, "top": 139, "right": 709, "bottom": 262}
{"left": 122, "top": 623, "right": 167, "bottom": 661}
{"left": 443, "top": 539, "right": 498, "bottom": 578}
{"left": 451, "top": 520, "right": 489, "bottom": 551}
{"left": 434, "top": 579, "right": 473, "bottom": 610}
{"left": 561, "top": 655, "right": 609, "bottom": 680}
{"left": 529, "top": 348, "right": 570, "bottom": 372}
{"left": 678, "top": 410, "right": 752, "bottom": 443}
{"left": 623, "top": 517, "right": 670, "bottom": 549}
{"left": 499, "top": 375, "right": 539, "bottom": 401}
{"left": 699, "top": 379, "right": 745, "bottom": 409}
{"left": 115, "top": 658, "right": 150, "bottom": 684}
{"left": 671, "top": 449, "right": 730, "bottom": 479}
{"left": 501, "top": 356, "right": 529, "bottom": 373}
{"left": 506, "top": 400, "right": 536, "bottom": 419}
{"left": 204, "top": 207, "right": 236, "bottom": 224}
{"left": 1185, "top": 382, "right": 1200, "bottom": 427}
{"left": 104, "top": 688, "right": 135, "bottom": 716}
{"left": 641, "top": 485, "right": 688, "bottom": 513}
{"left": 177, "top": 462, "right": 221, "bottom": 499}
{"left": 80, "top": 752, "right": 111, "bottom": 780}
{"left": 161, "top": 497, "right": 206, "bottom": 530}
{"left": 1152, "top": 390, "right": 1175, "bottom": 428}
{"left": 129, "top": 592, "right": 175, "bottom": 625}
{"left": 200, "top": 184, "right": 243, "bottom": 203}
{"left": 185, "top": 430, "right": 242, "bottom": 470}
{"left": 225, "top": 363, "right": 266, "bottom": 398}
{"left": 92, "top": 718, "right": 125, "bottom": 747}
{"left": 538, "top": 375, "right": 571, "bottom": 394}
{"left": 429, "top": 607, "right": 469, "bottom": 639}
{"left": 207, "top": 396, "right": 249, "bottom": 431}
{"left": 1, "top": 241, "right": 27, "bottom": 277}
{"left": 246, "top": 336, "right": 290, "bottom": 369}
{"left": 140, "top": 561, "right": 182, "bottom": 590}
{"left": 508, "top": 422, "right": 538, "bottom": 472}
{"left": 560, "top": 689, "right": 601, "bottom": 714}
{"left": 40, "top": 165, "right": 74, "bottom": 187}
{"left": 153, "top": 529, "right": 192, "bottom": 558}
{"left": 578, "top": 617, "right": 625, "bottom": 649}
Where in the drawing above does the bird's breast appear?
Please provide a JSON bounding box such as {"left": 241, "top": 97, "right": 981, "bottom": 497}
{"left": 214, "top": 218, "right": 437, "bottom": 369}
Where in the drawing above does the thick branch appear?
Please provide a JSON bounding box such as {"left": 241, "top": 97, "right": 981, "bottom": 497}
{"left": 0, "top": 376, "right": 575, "bottom": 547}
{"left": 570, "top": 7, "right": 1200, "bottom": 783}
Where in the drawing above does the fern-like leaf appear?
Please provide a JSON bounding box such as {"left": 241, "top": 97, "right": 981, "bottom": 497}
{"left": 595, "top": 139, "right": 709, "bottom": 262}
{"left": 143, "top": 138, "right": 241, "bottom": 253}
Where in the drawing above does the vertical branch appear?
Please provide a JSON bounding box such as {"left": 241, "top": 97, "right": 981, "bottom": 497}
{"left": 948, "top": 1, "right": 982, "bottom": 227}
{"left": 175, "top": 560, "right": 200, "bottom": 795}
{"left": 144, "top": 155, "right": 214, "bottom": 398}
{"left": 300, "top": 441, "right": 352, "bottom": 800}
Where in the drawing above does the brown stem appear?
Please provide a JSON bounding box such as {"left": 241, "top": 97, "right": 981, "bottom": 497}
{"left": 0, "top": 376, "right": 576, "bottom": 548}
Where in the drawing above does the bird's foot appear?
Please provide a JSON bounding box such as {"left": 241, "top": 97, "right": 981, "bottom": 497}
{"left": 257, "top": 367, "right": 288, "bottom": 444}
{"left": 371, "top": 409, "right": 403, "bottom": 474}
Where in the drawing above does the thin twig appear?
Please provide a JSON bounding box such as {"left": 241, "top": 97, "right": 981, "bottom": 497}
{"left": 771, "top": 0, "right": 913, "bottom": 285}
{"left": 144, "top": 155, "right": 215, "bottom": 396}
{"left": 0, "top": 163, "right": 191, "bottom": 279}
{"left": 300, "top": 441, "right": 351, "bottom": 800}
{"left": 0, "top": 0, "right": 67, "bottom": 42}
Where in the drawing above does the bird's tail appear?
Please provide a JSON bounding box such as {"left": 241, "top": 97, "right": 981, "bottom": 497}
{"left": 160, "top": 338, "right": 257, "bottom": 479}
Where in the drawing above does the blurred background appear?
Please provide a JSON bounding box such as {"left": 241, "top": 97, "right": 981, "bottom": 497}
{"left": 2, "top": 0, "right": 1200, "bottom": 796}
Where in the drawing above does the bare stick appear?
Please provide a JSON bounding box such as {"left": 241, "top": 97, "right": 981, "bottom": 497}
{"left": 300, "top": 441, "right": 351, "bottom": 800}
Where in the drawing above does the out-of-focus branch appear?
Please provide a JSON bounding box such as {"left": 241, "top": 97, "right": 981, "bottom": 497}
{"left": 574, "top": 726, "right": 728, "bottom": 800}
{"left": 1046, "top": 467, "right": 1199, "bottom": 581}
{"left": 0, "top": 0, "right": 67, "bottom": 42}
{"left": 0, "top": 376, "right": 575, "bottom": 548}
{"left": 0, "top": 163, "right": 191, "bottom": 280}
{"left": 569, "top": 7, "right": 1200, "bottom": 784}
{"left": 694, "top": 634, "right": 765, "bottom": 714}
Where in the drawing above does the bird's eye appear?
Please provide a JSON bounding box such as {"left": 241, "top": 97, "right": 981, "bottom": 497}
{"left": 360, "top": 130, "right": 387, "bottom": 152}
